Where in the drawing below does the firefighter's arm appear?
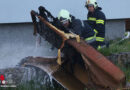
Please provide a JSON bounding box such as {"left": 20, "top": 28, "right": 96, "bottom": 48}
{"left": 71, "top": 19, "right": 83, "bottom": 36}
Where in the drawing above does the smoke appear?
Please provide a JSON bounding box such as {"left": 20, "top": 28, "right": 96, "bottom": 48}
{"left": 0, "top": 36, "right": 57, "bottom": 69}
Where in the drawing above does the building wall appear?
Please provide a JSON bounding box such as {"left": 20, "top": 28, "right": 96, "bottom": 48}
{"left": 0, "top": 20, "right": 125, "bottom": 44}
{"left": 0, "top": 23, "right": 35, "bottom": 46}
{"left": 105, "top": 19, "right": 125, "bottom": 40}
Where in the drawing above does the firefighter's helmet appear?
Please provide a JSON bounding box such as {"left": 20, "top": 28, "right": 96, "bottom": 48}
{"left": 58, "top": 9, "right": 71, "bottom": 22}
{"left": 85, "top": 0, "right": 98, "bottom": 8}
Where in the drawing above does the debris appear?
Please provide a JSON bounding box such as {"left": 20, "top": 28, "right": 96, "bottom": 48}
{"left": 20, "top": 6, "right": 126, "bottom": 90}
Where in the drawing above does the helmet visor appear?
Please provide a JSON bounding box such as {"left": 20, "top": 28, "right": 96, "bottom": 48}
{"left": 85, "top": 4, "right": 94, "bottom": 8}
{"left": 60, "top": 17, "right": 69, "bottom": 25}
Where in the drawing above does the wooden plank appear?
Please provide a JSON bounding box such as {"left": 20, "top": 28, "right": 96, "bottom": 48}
{"left": 53, "top": 69, "right": 86, "bottom": 90}
{"left": 67, "top": 39, "right": 125, "bottom": 88}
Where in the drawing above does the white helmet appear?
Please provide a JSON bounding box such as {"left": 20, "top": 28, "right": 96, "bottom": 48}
{"left": 85, "top": 0, "right": 98, "bottom": 8}
{"left": 58, "top": 9, "right": 71, "bottom": 22}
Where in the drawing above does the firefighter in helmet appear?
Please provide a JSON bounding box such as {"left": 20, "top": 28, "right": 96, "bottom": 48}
{"left": 57, "top": 9, "right": 96, "bottom": 44}
{"left": 85, "top": 0, "right": 106, "bottom": 49}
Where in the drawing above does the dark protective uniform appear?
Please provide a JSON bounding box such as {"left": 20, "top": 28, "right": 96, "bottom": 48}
{"left": 53, "top": 16, "right": 96, "bottom": 45}
{"left": 87, "top": 7, "right": 106, "bottom": 48}
{"left": 68, "top": 18, "right": 95, "bottom": 43}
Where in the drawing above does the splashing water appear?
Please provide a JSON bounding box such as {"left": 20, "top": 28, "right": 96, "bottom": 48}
{"left": 0, "top": 27, "right": 64, "bottom": 89}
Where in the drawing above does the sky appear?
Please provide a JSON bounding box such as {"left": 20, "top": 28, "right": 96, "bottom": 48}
{"left": 0, "top": 0, "right": 130, "bottom": 23}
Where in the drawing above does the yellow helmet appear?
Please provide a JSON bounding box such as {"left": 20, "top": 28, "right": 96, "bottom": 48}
{"left": 58, "top": 9, "right": 71, "bottom": 22}
{"left": 85, "top": 0, "right": 98, "bottom": 8}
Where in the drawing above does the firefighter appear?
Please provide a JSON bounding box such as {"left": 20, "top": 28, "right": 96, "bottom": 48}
{"left": 85, "top": 0, "right": 106, "bottom": 49}
{"left": 57, "top": 9, "right": 95, "bottom": 44}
